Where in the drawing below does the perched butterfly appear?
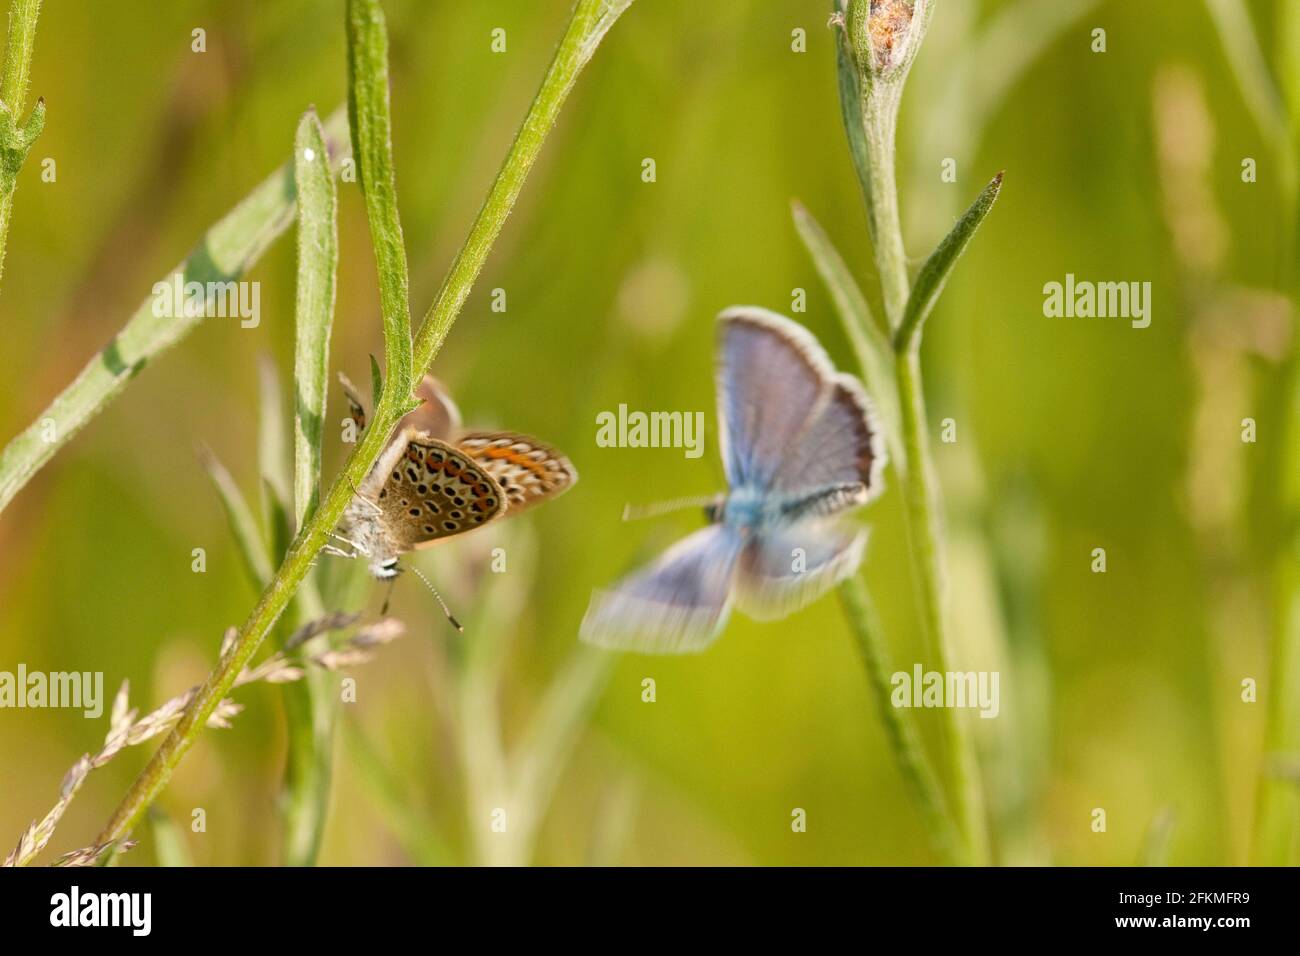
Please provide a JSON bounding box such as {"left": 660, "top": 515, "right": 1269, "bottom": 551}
{"left": 327, "top": 373, "right": 577, "bottom": 626}
{"left": 580, "top": 307, "right": 885, "bottom": 653}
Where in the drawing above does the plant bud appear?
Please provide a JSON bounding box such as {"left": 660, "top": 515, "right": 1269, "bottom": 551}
{"left": 867, "top": 0, "right": 915, "bottom": 71}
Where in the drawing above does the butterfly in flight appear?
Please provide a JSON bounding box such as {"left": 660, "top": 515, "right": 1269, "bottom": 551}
{"left": 580, "top": 307, "right": 885, "bottom": 653}
{"left": 326, "top": 373, "right": 577, "bottom": 628}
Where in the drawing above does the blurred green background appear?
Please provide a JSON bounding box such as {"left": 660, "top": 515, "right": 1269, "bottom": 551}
{"left": 0, "top": 0, "right": 1296, "bottom": 866}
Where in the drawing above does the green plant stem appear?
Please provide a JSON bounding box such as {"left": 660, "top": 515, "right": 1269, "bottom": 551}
{"left": 838, "top": 576, "right": 961, "bottom": 863}
{"left": 896, "top": 345, "right": 987, "bottom": 865}
{"left": 0, "top": 0, "right": 43, "bottom": 289}
{"left": 94, "top": 0, "right": 634, "bottom": 854}
{"left": 0, "top": 0, "right": 39, "bottom": 112}
{"left": 837, "top": 0, "right": 988, "bottom": 865}
{"left": 860, "top": 87, "right": 909, "bottom": 329}
{"left": 0, "top": 107, "right": 351, "bottom": 515}
{"left": 411, "top": 0, "right": 632, "bottom": 371}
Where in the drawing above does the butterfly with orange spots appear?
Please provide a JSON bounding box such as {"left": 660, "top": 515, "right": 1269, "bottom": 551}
{"left": 330, "top": 373, "right": 577, "bottom": 591}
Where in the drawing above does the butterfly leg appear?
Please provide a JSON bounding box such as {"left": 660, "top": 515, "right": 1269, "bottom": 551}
{"left": 322, "top": 530, "right": 369, "bottom": 561}
{"left": 380, "top": 577, "right": 397, "bottom": 616}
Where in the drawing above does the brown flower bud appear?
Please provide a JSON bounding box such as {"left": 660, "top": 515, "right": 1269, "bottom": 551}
{"left": 867, "top": 0, "right": 915, "bottom": 72}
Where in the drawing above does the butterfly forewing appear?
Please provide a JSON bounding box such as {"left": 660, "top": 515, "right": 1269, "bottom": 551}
{"left": 458, "top": 431, "right": 577, "bottom": 513}
{"left": 376, "top": 435, "right": 507, "bottom": 551}
{"left": 716, "top": 308, "right": 836, "bottom": 490}
{"left": 719, "top": 307, "right": 884, "bottom": 507}
{"left": 769, "top": 375, "right": 883, "bottom": 512}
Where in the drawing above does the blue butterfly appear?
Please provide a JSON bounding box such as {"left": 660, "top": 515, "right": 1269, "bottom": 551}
{"left": 580, "top": 306, "right": 886, "bottom": 653}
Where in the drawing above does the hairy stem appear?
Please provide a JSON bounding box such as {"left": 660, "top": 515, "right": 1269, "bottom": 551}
{"left": 411, "top": 0, "right": 632, "bottom": 371}
{"left": 860, "top": 86, "right": 909, "bottom": 328}
{"left": 0, "top": 0, "right": 43, "bottom": 289}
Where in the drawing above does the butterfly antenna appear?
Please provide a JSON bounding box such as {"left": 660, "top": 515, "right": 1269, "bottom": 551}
{"left": 622, "top": 495, "right": 720, "bottom": 521}
{"left": 407, "top": 565, "right": 464, "bottom": 632}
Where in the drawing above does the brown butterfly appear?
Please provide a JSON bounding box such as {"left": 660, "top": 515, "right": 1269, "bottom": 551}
{"left": 327, "top": 373, "right": 577, "bottom": 623}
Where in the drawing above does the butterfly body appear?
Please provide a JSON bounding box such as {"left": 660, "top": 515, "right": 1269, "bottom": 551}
{"left": 581, "top": 307, "right": 885, "bottom": 654}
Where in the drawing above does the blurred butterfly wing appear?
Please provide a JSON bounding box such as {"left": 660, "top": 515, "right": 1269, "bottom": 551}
{"left": 716, "top": 307, "right": 840, "bottom": 489}
{"left": 580, "top": 525, "right": 743, "bottom": 654}
{"left": 373, "top": 432, "right": 506, "bottom": 552}
{"left": 769, "top": 373, "right": 884, "bottom": 505}
{"left": 458, "top": 431, "right": 577, "bottom": 514}
{"left": 340, "top": 372, "right": 462, "bottom": 442}
{"left": 734, "top": 523, "right": 867, "bottom": 621}
{"left": 338, "top": 371, "right": 370, "bottom": 434}
{"left": 402, "top": 374, "right": 463, "bottom": 441}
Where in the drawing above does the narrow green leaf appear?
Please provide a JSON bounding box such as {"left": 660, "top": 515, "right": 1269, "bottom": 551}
{"left": 1204, "top": 0, "right": 1289, "bottom": 145}
{"left": 343, "top": 718, "right": 451, "bottom": 866}
{"left": 257, "top": 355, "right": 292, "bottom": 547}
{"left": 833, "top": 14, "right": 874, "bottom": 230}
{"left": 198, "top": 445, "right": 272, "bottom": 589}
{"left": 292, "top": 109, "right": 339, "bottom": 531}
{"left": 895, "top": 171, "right": 1003, "bottom": 353}
{"left": 838, "top": 575, "right": 963, "bottom": 864}
{"left": 512, "top": 647, "right": 614, "bottom": 824}
{"left": 263, "top": 477, "right": 293, "bottom": 567}
{"left": 1138, "top": 806, "right": 1177, "bottom": 866}
{"left": 791, "top": 200, "right": 901, "bottom": 464}
{"left": 368, "top": 353, "right": 384, "bottom": 411}
{"left": 147, "top": 807, "right": 192, "bottom": 867}
{"left": 346, "top": 0, "right": 413, "bottom": 403}
{"left": 792, "top": 199, "right": 886, "bottom": 343}
{"left": 0, "top": 107, "right": 351, "bottom": 517}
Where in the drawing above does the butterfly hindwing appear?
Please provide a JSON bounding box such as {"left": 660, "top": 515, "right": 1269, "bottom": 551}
{"left": 405, "top": 375, "right": 463, "bottom": 441}
{"left": 580, "top": 525, "right": 744, "bottom": 654}
{"left": 735, "top": 523, "right": 867, "bottom": 621}
{"left": 458, "top": 431, "right": 577, "bottom": 514}
{"left": 376, "top": 434, "right": 507, "bottom": 551}
{"left": 338, "top": 371, "right": 369, "bottom": 434}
